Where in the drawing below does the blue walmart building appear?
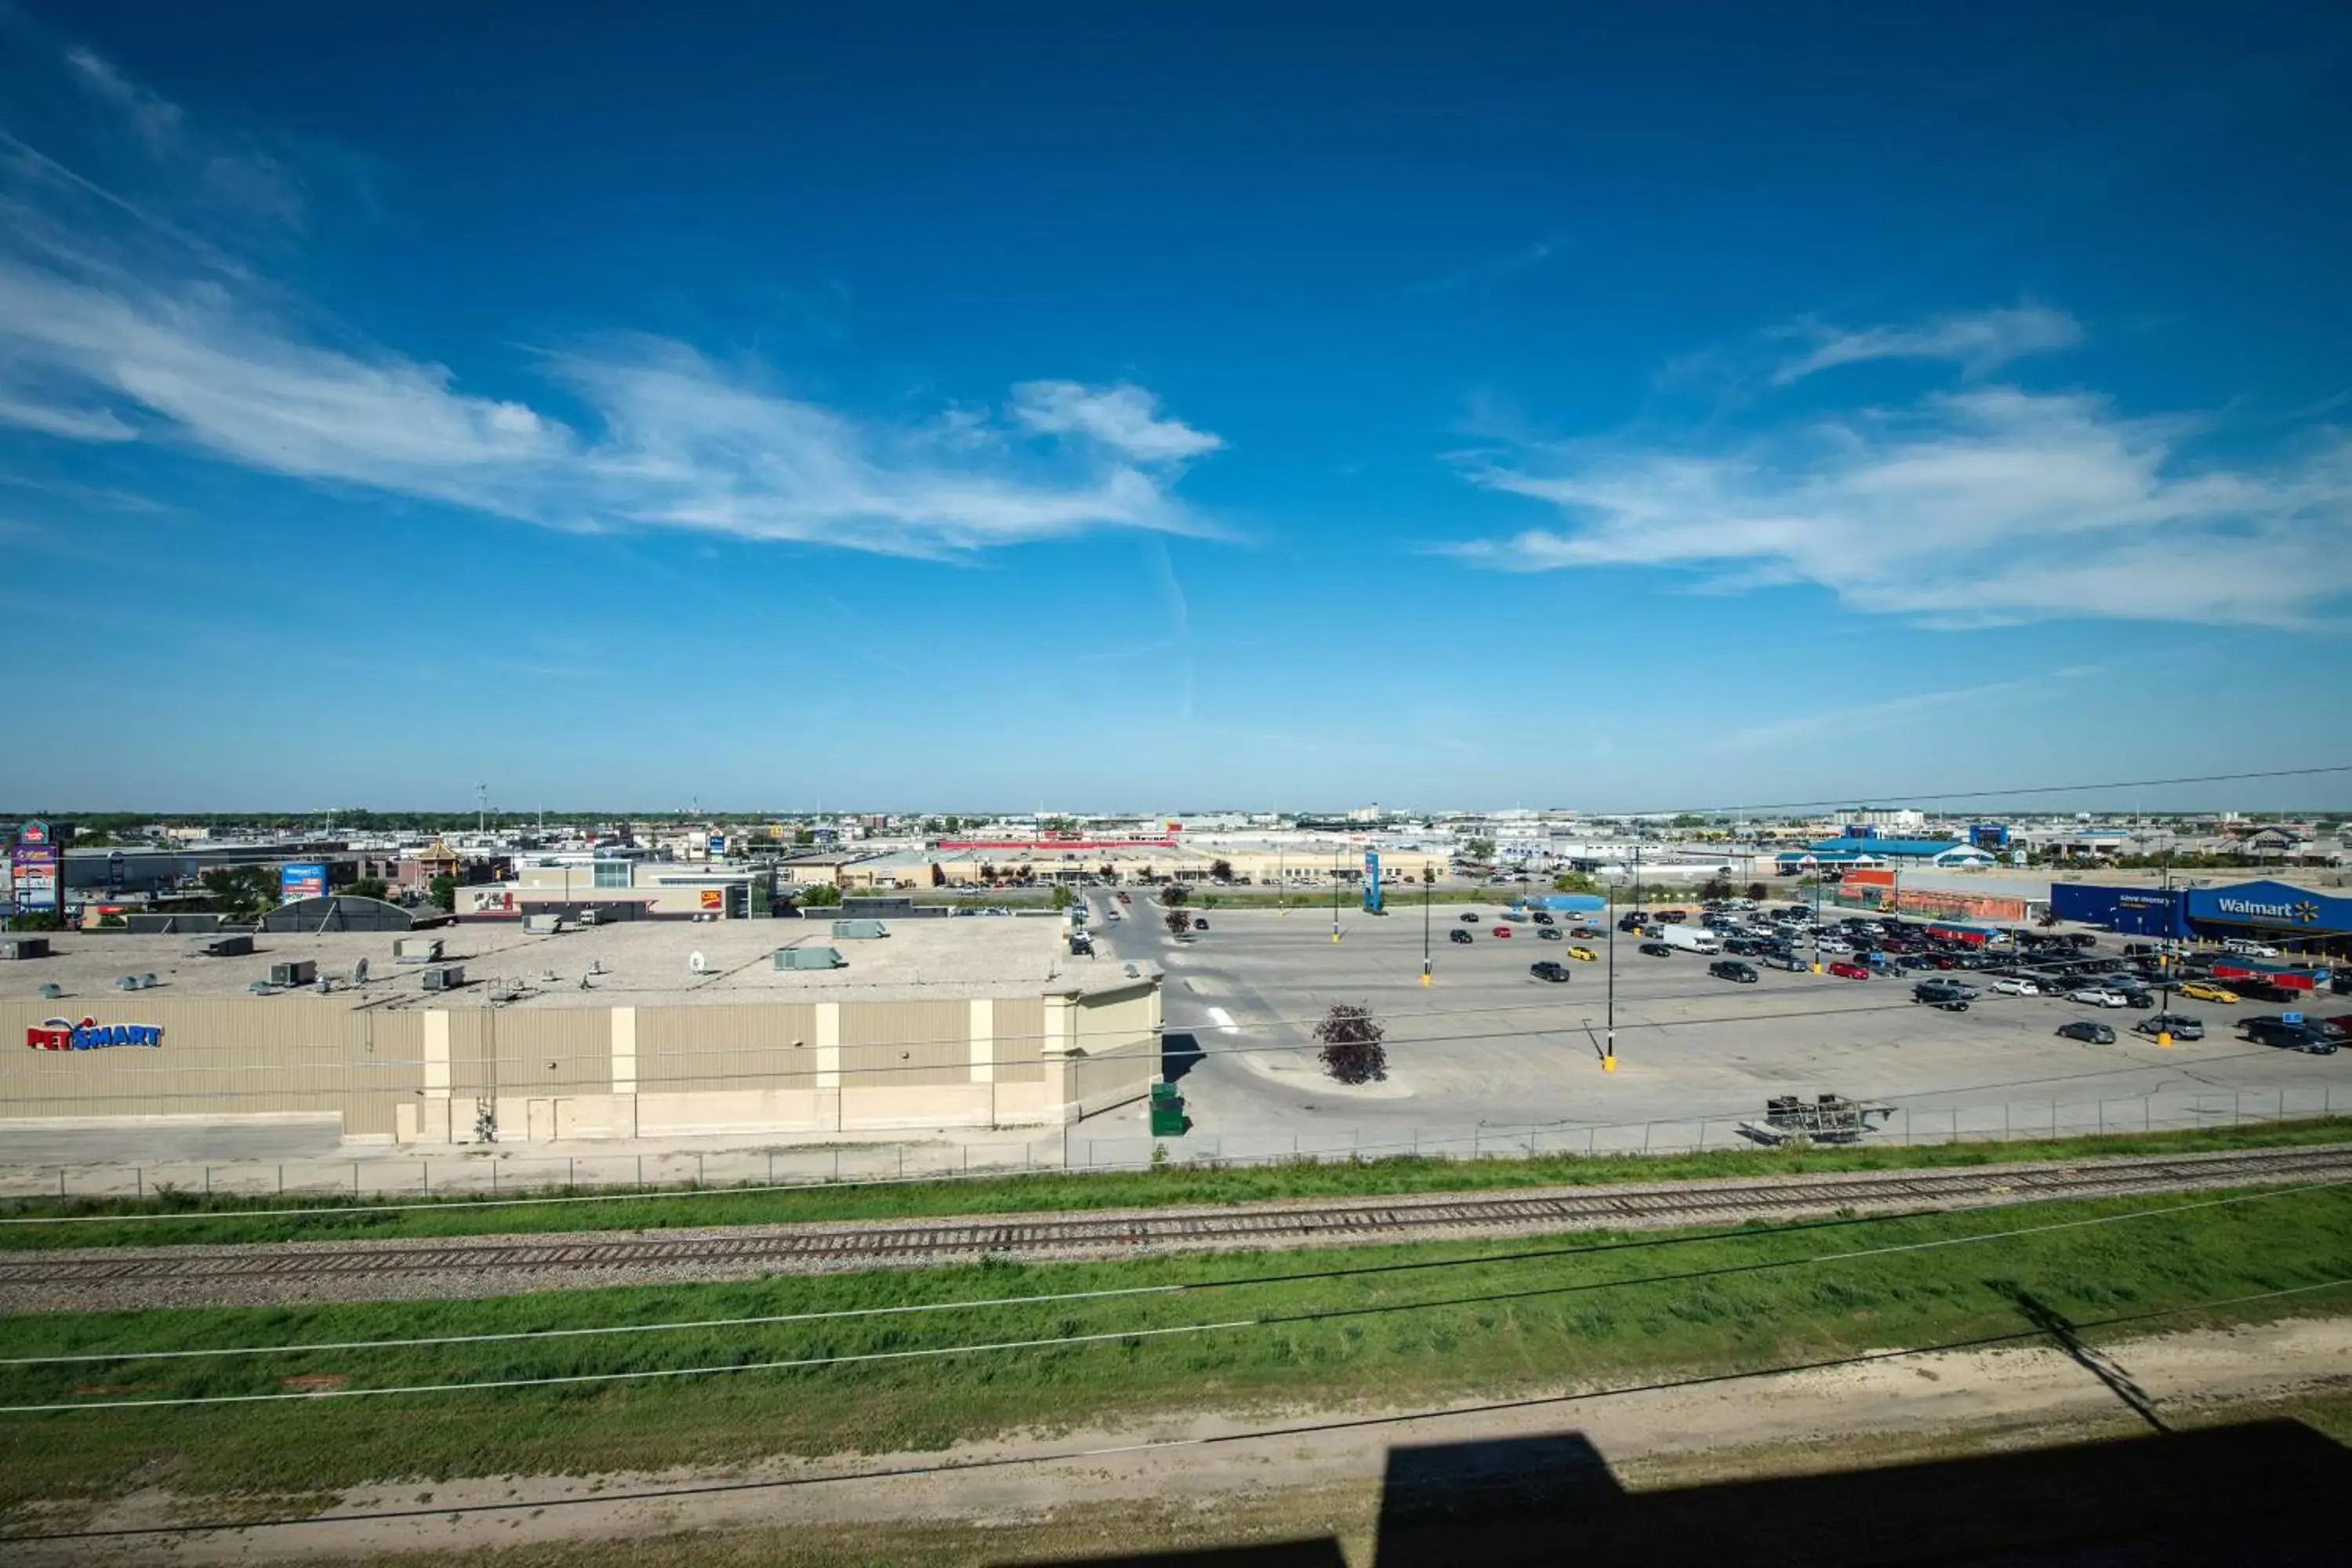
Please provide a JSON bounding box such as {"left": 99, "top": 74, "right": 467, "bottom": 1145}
{"left": 2049, "top": 879, "right": 2352, "bottom": 951}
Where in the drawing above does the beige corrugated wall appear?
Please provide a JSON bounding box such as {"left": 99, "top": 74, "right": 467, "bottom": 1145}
{"left": 2, "top": 997, "right": 425, "bottom": 1138}
{"left": 992, "top": 997, "right": 1046, "bottom": 1083}
{"left": 635, "top": 1003, "right": 821, "bottom": 1092}
{"left": 839, "top": 999, "right": 975, "bottom": 1090}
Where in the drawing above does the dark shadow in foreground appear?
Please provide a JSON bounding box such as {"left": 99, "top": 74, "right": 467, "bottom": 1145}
{"left": 1007, "top": 1418, "right": 2352, "bottom": 1566}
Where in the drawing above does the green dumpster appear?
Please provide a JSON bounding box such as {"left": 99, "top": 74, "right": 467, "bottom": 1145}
{"left": 1149, "top": 1081, "right": 1189, "bottom": 1137}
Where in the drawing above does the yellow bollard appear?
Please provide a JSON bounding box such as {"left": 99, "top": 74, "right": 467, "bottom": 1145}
{"left": 1602, "top": 1054, "right": 1617, "bottom": 1073}
{"left": 2158, "top": 1031, "right": 2172, "bottom": 1048}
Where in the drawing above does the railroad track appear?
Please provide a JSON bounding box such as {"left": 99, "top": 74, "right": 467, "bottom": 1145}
{"left": 5, "top": 1144, "right": 2347, "bottom": 1310}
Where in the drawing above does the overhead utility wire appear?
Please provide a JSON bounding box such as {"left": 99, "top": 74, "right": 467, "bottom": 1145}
{"left": 6, "top": 1178, "right": 2342, "bottom": 1414}
{"left": 14, "top": 1271, "right": 2347, "bottom": 1546}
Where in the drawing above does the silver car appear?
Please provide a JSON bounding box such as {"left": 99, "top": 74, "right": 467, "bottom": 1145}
{"left": 2067, "top": 986, "right": 2128, "bottom": 1008}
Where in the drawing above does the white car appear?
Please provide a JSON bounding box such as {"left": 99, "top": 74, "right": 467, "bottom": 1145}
{"left": 1991, "top": 978, "right": 2041, "bottom": 996}
{"left": 2222, "top": 938, "right": 2279, "bottom": 958}
{"left": 2068, "top": 986, "right": 2129, "bottom": 1008}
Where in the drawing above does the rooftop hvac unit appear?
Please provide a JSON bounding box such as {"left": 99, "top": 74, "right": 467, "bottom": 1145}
{"left": 269, "top": 960, "right": 318, "bottom": 987}
{"left": 0, "top": 937, "right": 53, "bottom": 960}
{"left": 830, "top": 919, "right": 890, "bottom": 940}
{"left": 420, "top": 964, "right": 465, "bottom": 991}
{"left": 198, "top": 935, "right": 254, "bottom": 958}
{"left": 393, "top": 937, "right": 445, "bottom": 964}
{"left": 249, "top": 981, "right": 277, "bottom": 996}
{"left": 38, "top": 982, "right": 64, "bottom": 1000}
{"left": 521, "top": 913, "right": 563, "bottom": 935}
{"left": 775, "top": 946, "right": 846, "bottom": 971}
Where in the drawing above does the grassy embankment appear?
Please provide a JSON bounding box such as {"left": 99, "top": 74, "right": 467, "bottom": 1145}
{"left": 0, "top": 1182, "right": 2348, "bottom": 1522}
{"left": 4, "top": 1118, "right": 2348, "bottom": 1252}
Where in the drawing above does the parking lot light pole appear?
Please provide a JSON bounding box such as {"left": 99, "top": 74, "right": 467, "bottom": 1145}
{"left": 1331, "top": 850, "right": 1341, "bottom": 943}
{"left": 2156, "top": 865, "right": 2174, "bottom": 1047}
{"left": 1604, "top": 883, "right": 1617, "bottom": 1072}
{"left": 1421, "top": 868, "right": 1433, "bottom": 985}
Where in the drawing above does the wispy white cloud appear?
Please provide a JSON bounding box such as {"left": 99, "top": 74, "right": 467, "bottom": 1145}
{"left": 0, "top": 43, "right": 1221, "bottom": 557}
{"left": 1009, "top": 380, "right": 1222, "bottom": 462}
{"left": 1770, "top": 305, "right": 2083, "bottom": 385}
{"left": 1413, "top": 234, "right": 1570, "bottom": 295}
{"left": 1719, "top": 666, "right": 2101, "bottom": 751}
{"left": 1444, "top": 370, "right": 2352, "bottom": 629}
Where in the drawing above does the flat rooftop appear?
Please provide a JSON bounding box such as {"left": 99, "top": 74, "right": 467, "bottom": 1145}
{"left": 1, "top": 915, "right": 1087, "bottom": 1011}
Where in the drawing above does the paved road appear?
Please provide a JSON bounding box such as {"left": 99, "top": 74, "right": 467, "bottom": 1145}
{"left": 1076, "top": 894, "right": 2347, "bottom": 1165}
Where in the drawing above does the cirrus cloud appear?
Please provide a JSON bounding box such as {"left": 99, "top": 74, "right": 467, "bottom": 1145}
{"left": 1444, "top": 375, "right": 2352, "bottom": 630}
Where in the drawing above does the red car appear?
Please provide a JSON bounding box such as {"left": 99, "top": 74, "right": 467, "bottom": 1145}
{"left": 1827, "top": 960, "right": 1871, "bottom": 979}
{"left": 1492, "top": 925, "right": 1514, "bottom": 938}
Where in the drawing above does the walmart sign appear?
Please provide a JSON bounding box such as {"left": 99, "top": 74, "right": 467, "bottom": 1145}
{"left": 2185, "top": 881, "right": 2352, "bottom": 935}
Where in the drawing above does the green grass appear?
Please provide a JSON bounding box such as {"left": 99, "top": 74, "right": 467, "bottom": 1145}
{"left": 5, "top": 1117, "right": 2348, "bottom": 1253}
{"left": 2, "top": 1184, "right": 2349, "bottom": 1523}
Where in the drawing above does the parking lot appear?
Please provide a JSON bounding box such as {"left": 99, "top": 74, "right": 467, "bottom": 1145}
{"left": 1080, "top": 895, "right": 2347, "bottom": 1163}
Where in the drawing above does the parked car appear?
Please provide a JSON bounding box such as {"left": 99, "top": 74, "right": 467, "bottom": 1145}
{"left": 1991, "top": 978, "right": 2042, "bottom": 996}
{"left": 2135, "top": 1013, "right": 2205, "bottom": 1040}
{"left": 2057, "top": 1021, "right": 2117, "bottom": 1044}
{"left": 2067, "top": 986, "right": 2129, "bottom": 1008}
{"left": 1913, "top": 980, "right": 1973, "bottom": 1009}
{"left": 1570, "top": 927, "right": 1600, "bottom": 939}
{"left": 1460, "top": 911, "right": 1481, "bottom": 923}
{"left": 1826, "top": 960, "right": 1871, "bottom": 979}
{"left": 2223, "top": 938, "right": 2281, "bottom": 959}
{"left": 1191, "top": 918, "right": 1208, "bottom": 932}
{"left": 1492, "top": 926, "right": 1514, "bottom": 939}
{"left": 1759, "top": 951, "right": 1807, "bottom": 971}
{"left": 1639, "top": 942, "right": 1674, "bottom": 957}
{"left": 1449, "top": 928, "right": 1473, "bottom": 945}
{"left": 1532, "top": 912, "right": 1555, "bottom": 925}
{"left": 1709, "top": 960, "right": 1759, "bottom": 983}
{"left": 2241, "top": 1015, "right": 2339, "bottom": 1053}
{"left": 1567, "top": 946, "right": 1599, "bottom": 962}
{"left": 1537, "top": 927, "right": 1563, "bottom": 941}
{"left": 1529, "top": 960, "right": 1570, "bottom": 982}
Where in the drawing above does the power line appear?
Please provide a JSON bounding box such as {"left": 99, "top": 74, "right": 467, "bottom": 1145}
{"left": 11, "top": 1271, "right": 2343, "bottom": 1546}
{"left": 0, "top": 1207, "right": 1927, "bottom": 1368}
{"left": 8, "top": 1178, "right": 2341, "bottom": 1414}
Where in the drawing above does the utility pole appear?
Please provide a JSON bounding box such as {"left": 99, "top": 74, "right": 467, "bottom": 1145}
{"left": 1331, "top": 847, "right": 1341, "bottom": 943}
{"left": 1421, "top": 866, "right": 1433, "bottom": 986}
{"left": 1604, "top": 865, "right": 1617, "bottom": 1073}
{"left": 477, "top": 783, "right": 488, "bottom": 837}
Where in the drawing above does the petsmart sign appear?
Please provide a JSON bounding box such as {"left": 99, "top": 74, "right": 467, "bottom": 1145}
{"left": 27, "top": 1016, "right": 164, "bottom": 1051}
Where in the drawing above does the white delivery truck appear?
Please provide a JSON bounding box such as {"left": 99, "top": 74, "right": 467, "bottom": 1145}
{"left": 1661, "top": 923, "right": 1722, "bottom": 955}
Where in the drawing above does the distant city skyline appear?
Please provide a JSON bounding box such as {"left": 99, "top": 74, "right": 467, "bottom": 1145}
{"left": 3, "top": 4, "right": 2349, "bottom": 808}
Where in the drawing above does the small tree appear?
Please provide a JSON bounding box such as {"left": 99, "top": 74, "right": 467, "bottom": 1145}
{"left": 427, "top": 873, "right": 458, "bottom": 912}
{"left": 1098, "top": 862, "right": 1116, "bottom": 881}
{"left": 1209, "top": 858, "right": 1234, "bottom": 883}
{"left": 1314, "top": 1003, "right": 1387, "bottom": 1084}
{"left": 345, "top": 877, "right": 390, "bottom": 902}
{"left": 1050, "top": 885, "right": 1075, "bottom": 909}
{"left": 930, "top": 862, "right": 946, "bottom": 887}
{"left": 800, "top": 882, "right": 843, "bottom": 907}
{"left": 1466, "top": 837, "right": 1496, "bottom": 863}
{"left": 1163, "top": 908, "right": 1193, "bottom": 939}
{"left": 1161, "top": 884, "right": 1190, "bottom": 908}
{"left": 1700, "top": 877, "right": 1731, "bottom": 902}
{"left": 1746, "top": 881, "right": 1769, "bottom": 902}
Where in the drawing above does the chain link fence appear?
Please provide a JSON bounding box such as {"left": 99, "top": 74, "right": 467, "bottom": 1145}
{"left": 0, "top": 1086, "right": 2339, "bottom": 1204}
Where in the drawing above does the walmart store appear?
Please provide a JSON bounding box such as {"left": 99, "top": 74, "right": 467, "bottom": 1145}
{"left": 2050, "top": 878, "right": 2352, "bottom": 956}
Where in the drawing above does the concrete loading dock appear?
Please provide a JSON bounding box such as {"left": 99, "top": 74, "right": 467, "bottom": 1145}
{"left": 0, "top": 920, "right": 1158, "bottom": 1148}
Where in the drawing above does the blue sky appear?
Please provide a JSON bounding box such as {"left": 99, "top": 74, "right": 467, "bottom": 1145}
{"left": 3, "top": 2, "right": 2349, "bottom": 814}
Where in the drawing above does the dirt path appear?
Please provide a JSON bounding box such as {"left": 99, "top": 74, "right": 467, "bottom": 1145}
{"left": 17, "top": 1315, "right": 2352, "bottom": 1565}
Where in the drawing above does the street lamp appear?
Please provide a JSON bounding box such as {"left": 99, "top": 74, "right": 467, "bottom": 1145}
{"left": 1331, "top": 848, "right": 1341, "bottom": 943}
{"left": 1604, "top": 869, "right": 1618, "bottom": 1073}
{"left": 1421, "top": 866, "right": 1434, "bottom": 985}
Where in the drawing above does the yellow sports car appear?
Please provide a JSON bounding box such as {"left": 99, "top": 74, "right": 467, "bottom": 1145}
{"left": 1567, "top": 946, "right": 1599, "bottom": 962}
{"left": 2180, "top": 981, "right": 2239, "bottom": 1004}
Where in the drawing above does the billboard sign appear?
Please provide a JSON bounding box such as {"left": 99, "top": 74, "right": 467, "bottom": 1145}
{"left": 699, "top": 888, "right": 724, "bottom": 912}
{"left": 9, "top": 844, "right": 60, "bottom": 915}
{"left": 280, "top": 862, "right": 329, "bottom": 902}
{"left": 706, "top": 834, "right": 726, "bottom": 858}
{"left": 1363, "top": 850, "right": 1382, "bottom": 913}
